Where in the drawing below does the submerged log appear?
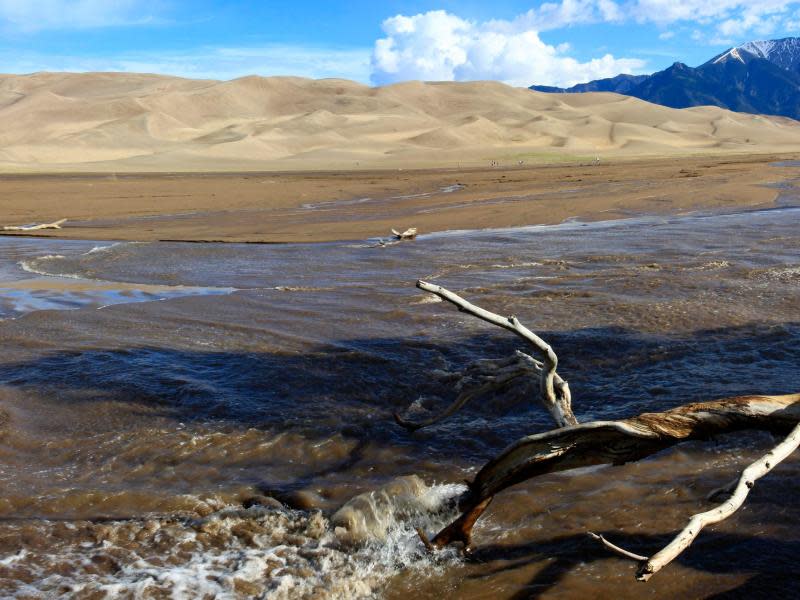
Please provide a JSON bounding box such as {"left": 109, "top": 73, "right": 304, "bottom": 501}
{"left": 407, "top": 280, "right": 800, "bottom": 580}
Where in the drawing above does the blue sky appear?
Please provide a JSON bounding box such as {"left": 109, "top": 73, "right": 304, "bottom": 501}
{"left": 1, "top": 1, "right": 799, "bottom": 87}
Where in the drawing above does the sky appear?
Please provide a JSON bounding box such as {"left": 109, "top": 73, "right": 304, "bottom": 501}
{"left": 1, "top": 1, "right": 799, "bottom": 88}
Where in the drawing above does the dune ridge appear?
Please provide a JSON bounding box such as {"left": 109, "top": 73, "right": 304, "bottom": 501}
{"left": 0, "top": 72, "right": 798, "bottom": 171}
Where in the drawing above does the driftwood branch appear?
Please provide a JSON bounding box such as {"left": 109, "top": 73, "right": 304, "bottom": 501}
{"left": 425, "top": 393, "right": 800, "bottom": 559}
{"left": 3, "top": 218, "right": 67, "bottom": 231}
{"left": 403, "top": 281, "right": 576, "bottom": 429}
{"left": 635, "top": 420, "right": 800, "bottom": 580}
{"left": 392, "top": 227, "right": 417, "bottom": 240}
{"left": 396, "top": 280, "right": 800, "bottom": 581}
{"left": 589, "top": 420, "right": 800, "bottom": 578}
{"left": 587, "top": 532, "right": 648, "bottom": 562}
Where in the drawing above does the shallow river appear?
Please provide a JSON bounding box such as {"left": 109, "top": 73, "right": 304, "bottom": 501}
{"left": 0, "top": 199, "right": 798, "bottom": 598}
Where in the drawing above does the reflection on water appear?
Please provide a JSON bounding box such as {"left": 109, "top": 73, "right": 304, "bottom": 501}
{"left": 0, "top": 205, "right": 798, "bottom": 598}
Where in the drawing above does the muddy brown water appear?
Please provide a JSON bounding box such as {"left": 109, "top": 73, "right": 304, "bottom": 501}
{"left": 0, "top": 199, "right": 798, "bottom": 597}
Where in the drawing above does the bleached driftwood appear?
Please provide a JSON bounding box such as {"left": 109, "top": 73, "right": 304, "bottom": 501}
{"left": 588, "top": 532, "right": 648, "bottom": 562}
{"left": 391, "top": 227, "right": 417, "bottom": 240}
{"left": 407, "top": 281, "right": 800, "bottom": 580}
{"left": 3, "top": 218, "right": 67, "bottom": 231}
{"left": 425, "top": 393, "right": 800, "bottom": 558}
{"left": 632, "top": 420, "right": 800, "bottom": 580}
{"left": 396, "top": 281, "right": 576, "bottom": 429}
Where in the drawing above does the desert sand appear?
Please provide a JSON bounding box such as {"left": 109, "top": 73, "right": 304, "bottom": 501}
{"left": 0, "top": 73, "right": 798, "bottom": 242}
{"left": 0, "top": 73, "right": 799, "bottom": 172}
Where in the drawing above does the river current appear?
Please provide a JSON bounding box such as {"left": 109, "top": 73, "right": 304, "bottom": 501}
{"left": 0, "top": 201, "right": 798, "bottom": 598}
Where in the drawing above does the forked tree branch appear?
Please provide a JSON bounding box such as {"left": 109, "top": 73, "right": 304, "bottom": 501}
{"left": 410, "top": 280, "right": 577, "bottom": 428}
{"left": 424, "top": 393, "right": 800, "bottom": 560}
{"left": 588, "top": 420, "right": 800, "bottom": 578}
{"left": 634, "top": 420, "right": 800, "bottom": 580}
{"left": 399, "top": 281, "right": 800, "bottom": 581}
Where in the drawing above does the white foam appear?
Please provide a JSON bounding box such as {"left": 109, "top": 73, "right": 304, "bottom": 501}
{"left": 490, "top": 261, "right": 543, "bottom": 269}
{"left": 411, "top": 294, "right": 443, "bottom": 305}
{"left": 4, "top": 480, "right": 467, "bottom": 599}
{"left": 0, "top": 549, "right": 27, "bottom": 566}
{"left": 19, "top": 254, "right": 86, "bottom": 280}
{"left": 761, "top": 266, "right": 800, "bottom": 282}
{"left": 87, "top": 243, "right": 121, "bottom": 255}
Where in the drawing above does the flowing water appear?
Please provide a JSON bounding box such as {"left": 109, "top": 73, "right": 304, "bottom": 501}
{"left": 0, "top": 196, "right": 798, "bottom": 598}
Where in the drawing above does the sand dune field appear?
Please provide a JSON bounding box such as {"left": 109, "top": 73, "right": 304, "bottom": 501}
{"left": 0, "top": 72, "right": 799, "bottom": 242}
{"left": 0, "top": 73, "right": 799, "bottom": 171}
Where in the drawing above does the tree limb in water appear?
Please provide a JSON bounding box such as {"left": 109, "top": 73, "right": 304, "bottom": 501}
{"left": 634, "top": 420, "right": 800, "bottom": 580}
{"left": 397, "top": 280, "right": 576, "bottom": 429}
{"left": 3, "top": 218, "right": 67, "bottom": 231}
{"left": 404, "top": 278, "right": 800, "bottom": 581}
{"left": 587, "top": 420, "right": 800, "bottom": 579}
{"left": 427, "top": 392, "right": 800, "bottom": 569}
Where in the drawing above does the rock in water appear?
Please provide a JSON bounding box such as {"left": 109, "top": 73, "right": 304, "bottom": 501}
{"left": 332, "top": 475, "right": 458, "bottom": 544}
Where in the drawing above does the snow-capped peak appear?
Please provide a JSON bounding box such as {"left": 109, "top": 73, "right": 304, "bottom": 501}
{"left": 738, "top": 40, "right": 777, "bottom": 59}
{"left": 716, "top": 37, "right": 800, "bottom": 73}
{"left": 712, "top": 47, "right": 746, "bottom": 64}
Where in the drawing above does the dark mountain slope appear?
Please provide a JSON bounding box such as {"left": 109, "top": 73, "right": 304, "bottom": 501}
{"left": 531, "top": 73, "right": 649, "bottom": 94}
{"left": 530, "top": 37, "right": 800, "bottom": 119}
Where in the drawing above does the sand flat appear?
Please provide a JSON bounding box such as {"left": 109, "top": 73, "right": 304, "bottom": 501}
{"left": 0, "top": 154, "right": 797, "bottom": 243}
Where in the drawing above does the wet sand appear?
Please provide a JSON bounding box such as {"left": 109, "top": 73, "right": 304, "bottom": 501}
{"left": 0, "top": 153, "right": 798, "bottom": 243}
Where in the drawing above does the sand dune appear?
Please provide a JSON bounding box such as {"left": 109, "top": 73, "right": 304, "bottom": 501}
{"left": 0, "top": 72, "right": 798, "bottom": 171}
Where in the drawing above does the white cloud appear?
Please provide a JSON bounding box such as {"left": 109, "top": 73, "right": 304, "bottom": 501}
{"left": 630, "top": 0, "right": 798, "bottom": 43}
{"left": 369, "top": 2, "right": 800, "bottom": 87}
{"left": 787, "top": 13, "right": 800, "bottom": 30}
{"left": 0, "top": 0, "right": 160, "bottom": 31}
{"left": 502, "top": 0, "right": 625, "bottom": 32}
{"left": 383, "top": 0, "right": 800, "bottom": 52}
{"left": 371, "top": 10, "right": 645, "bottom": 88}
{"left": 717, "top": 13, "right": 783, "bottom": 38}
{"left": 611, "top": 0, "right": 797, "bottom": 40}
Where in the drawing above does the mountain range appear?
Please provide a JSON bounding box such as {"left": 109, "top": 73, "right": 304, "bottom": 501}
{"left": 531, "top": 38, "right": 800, "bottom": 120}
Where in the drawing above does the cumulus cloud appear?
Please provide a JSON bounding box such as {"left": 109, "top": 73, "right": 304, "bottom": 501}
{"left": 371, "top": 10, "right": 645, "bottom": 88}
{"left": 370, "top": 1, "right": 800, "bottom": 87}
{"left": 0, "top": 0, "right": 160, "bottom": 31}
